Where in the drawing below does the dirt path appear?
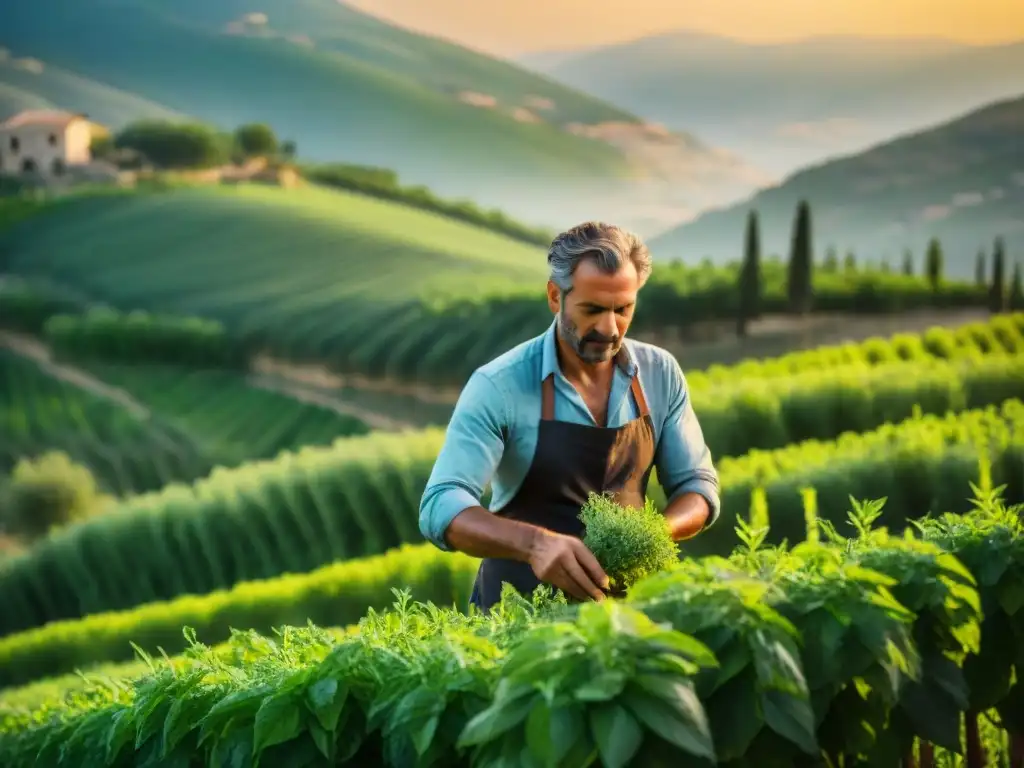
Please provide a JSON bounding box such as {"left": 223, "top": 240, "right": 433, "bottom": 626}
{"left": 0, "top": 330, "right": 151, "bottom": 419}
{"left": 246, "top": 373, "right": 416, "bottom": 432}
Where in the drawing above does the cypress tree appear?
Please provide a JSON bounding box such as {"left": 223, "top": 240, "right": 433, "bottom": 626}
{"left": 843, "top": 251, "right": 857, "bottom": 274}
{"left": 975, "top": 249, "right": 987, "bottom": 287}
{"left": 823, "top": 246, "right": 838, "bottom": 273}
{"left": 989, "top": 237, "right": 1007, "bottom": 313}
{"left": 901, "top": 249, "right": 914, "bottom": 276}
{"left": 737, "top": 210, "right": 762, "bottom": 337}
{"left": 925, "top": 238, "right": 943, "bottom": 291}
{"left": 1009, "top": 261, "right": 1023, "bottom": 311}
{"left": 787, "top": 200, "right": 813, "bottom": 315}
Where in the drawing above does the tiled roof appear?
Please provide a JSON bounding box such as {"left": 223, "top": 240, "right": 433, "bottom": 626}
{"left": 0, "top": 110, "right": 87, "bottom": 130}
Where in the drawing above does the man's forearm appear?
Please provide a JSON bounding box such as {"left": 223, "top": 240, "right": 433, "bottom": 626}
{"left": 664, "top": 492, "right": 711, "bottom": 541}
{"left": 443, "top": 506, "right": 544, "bottom": 561}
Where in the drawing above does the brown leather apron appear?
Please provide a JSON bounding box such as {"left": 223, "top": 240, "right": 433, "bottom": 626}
{"left": 468, "top": 369, "right": 657, "bottom": 612}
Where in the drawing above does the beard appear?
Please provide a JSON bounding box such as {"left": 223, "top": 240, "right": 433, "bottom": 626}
{"left": 558, "top": 308, "right": 621, "bottom": 364}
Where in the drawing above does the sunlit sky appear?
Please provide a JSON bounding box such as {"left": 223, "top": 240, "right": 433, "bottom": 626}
{"left": 349, "top": 0, "right": 1024, "bottom": 57}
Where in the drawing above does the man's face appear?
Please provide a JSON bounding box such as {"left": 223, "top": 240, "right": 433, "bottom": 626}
{"left": 547, "top": 258, "right": 639, "bottom": 365}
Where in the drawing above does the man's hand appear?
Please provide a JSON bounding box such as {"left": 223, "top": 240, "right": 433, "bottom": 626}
{"left": 528, "top": 530, "right": 609, "bottom": 602}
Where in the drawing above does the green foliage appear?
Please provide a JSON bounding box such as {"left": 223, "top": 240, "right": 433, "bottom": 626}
{"left": 0, "top": 187, "right": 1001, "bottom": 388}
{"left": 0, "top": 348, "right": 216, "bottom": 495}
{"left": 113, "top": 120, "right": 231, "bottom": 169}
{"left": 975, "top": 249, "right": 987, "bottom": 287}
{"left": 1, "top": 498, "right": 1021, "bottom": 767}
{"left": 786, "top": 200, "right": 813, "bottom": 315}
{"left": 0, "top": 277, "right": 87, "bottom": 334}
{"left": 0, "top": 320, "right": 1020, "bottom": 640}
{"left": 736, "top": 209, "right": 761, "bottom": 336}
{"left": 927, "top": 237, "right": 945, "bottom": 289}
{"left": 0, "top": 451, "right": 112, "bottom": 541}
{"left": 580, "top": 494, "right": 679, "bottom": 593}
{"left": 0, "top": 543, "right": 479, "bottom": 689}
{"left": 902, "top": 248, "right": 914, "bottom": 276}
{"left": 44, "top": 307, "right": 247, "bottom": 369}
{"left": 990, "top": 236, "right": 1008, "bottom": 313}
{"left": 233, "top": 123, "right": 278, "bottom": 158}
{"left": 1011, "top": 261, "right": 1024, "bottom": 311}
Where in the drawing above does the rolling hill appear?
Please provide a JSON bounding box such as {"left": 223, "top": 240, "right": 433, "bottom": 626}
{"left": 648, "top": 94, "right": 1024, "bottom": 278}
{"left": 0, "top": 0, "right": 760, "bottom": 234}
{"left": 0, "top": 51, "right": 183, "bottom": 127}
{"left": 520, "top": 32, "right": 1024, "bottom": 177}
{"left": 0, "top": 183, "right": 550, "bottom": 383}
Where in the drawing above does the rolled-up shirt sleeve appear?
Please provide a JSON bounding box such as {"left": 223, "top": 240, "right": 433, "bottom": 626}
{"left": 654, "top": 355, "right": 721, "bottom": 528}
{"left": 419, "top": 370, "right": 508, "bottom": 551}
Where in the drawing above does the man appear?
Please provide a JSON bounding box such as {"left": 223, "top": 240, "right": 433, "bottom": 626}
{"left": 418, "top": 221, "right": 720, "bottom": 612}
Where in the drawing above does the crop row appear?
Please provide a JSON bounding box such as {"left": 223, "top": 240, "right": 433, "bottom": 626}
{"left": 687, "top": 312, "right": 1023, "bottom": 390}
{"left": 45, "top": 307, "right": 247, "bottom": 368}
{"left": 83, "top": 363, "right": 370, "bottom": 463}
{"left": 0, "top": 398, "right": 1021, "bottom": 687}
{"left": 248, "top": 282, "right": 1000, "bottom": 388}
{"left": 0, "top": 544, "right": 478, "bottom": 690}
{"left": 1, "top": 387, "right": 1021, "bottom": 642}
{"left": 3, "top": 387, "right": 1022, "bottom": 692}
{"left": 0, "top": 349, "right": 215, "bottom": 495}
{"left": 1, "top": 494, "right": 1021, "bottom": 767}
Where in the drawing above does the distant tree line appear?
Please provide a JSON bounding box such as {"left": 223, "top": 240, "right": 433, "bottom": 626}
{"left": 734, "top": 201, "right": 1021, "bottom": 337}
{"left": 89, "top": 118, "right": 552, "bottom": 247}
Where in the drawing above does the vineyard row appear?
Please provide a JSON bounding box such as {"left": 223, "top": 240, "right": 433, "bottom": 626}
{"left": 1, "top": 399, "right": 1023, "bottom": 684}
{"left": 0, "top": 492, "right": 1021, "bottom": 767}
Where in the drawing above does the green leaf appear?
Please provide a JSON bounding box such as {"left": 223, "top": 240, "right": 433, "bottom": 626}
{"left": 162, "top": 694, "right": 206, "bottom": 755}
{"left": 589, "top": 703, "right": 643, "bottom": 768}
{"left": 410, "top": 713, "right": 441, "bottom": 758}
{"left": 762, "top": 690, "right": 818, "bottom": 755}
{"left": 996, "top": 682, "right": 1024, "bottom": 734}
{"left": 524, "top": 700, "right": 553, "bottom": 767}
{"left": 574, "top": 671, "right": 627, "bottom": 702}
{"left": 105, "top": 708, "right": 135, "bottom": 764}
{"left": 305, "top": 677, "right": 348, "bottom": 733}
{"left": 308, "top": 720, "right": 333, "bottom": 761}
{"left": 999, "top": 573, "right": 1024, "bottom": 616}
{"left": 704, "top": 669, "right": 763, "bottom": 762}
{"left": 622, "top": 684, "right": 715, "bottom": 761}
{"left": 550, "top": 705, "right": 587, "bottom": 766}
{"left": 252, "top": 694, "right": 303, "bottom": 756}
{"left": 457, "top": 690, "right": 537, "bottom": 748}
{"left": 898, "top": 680, "right": 962, "bottom": 751}
{"left": 923, "top": 654, "right": 969, "bottom": 711}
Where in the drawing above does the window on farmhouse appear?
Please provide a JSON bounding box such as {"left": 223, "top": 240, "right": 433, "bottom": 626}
{"left": 48, "top": 133, "right": 57, "bottom": 146}
{"left": 9, "top": 136, "right": 18, "bottom": 153}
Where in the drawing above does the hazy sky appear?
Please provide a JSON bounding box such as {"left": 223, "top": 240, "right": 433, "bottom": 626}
{"left": 348, "top": 0, "right": 1024, "bottom": 57}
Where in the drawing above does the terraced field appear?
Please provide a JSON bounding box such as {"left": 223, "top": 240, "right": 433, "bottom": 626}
{"left": 85, "top": 363, "right": 371, "bottom": 462}
{"left": 0, "top": 185, "right": 992, "bottom": 389}
{"left": 2, "top": 314, "right": 1020, "bottom": 638}
{"left": 0, "top": 348, "right": 213, "bottom": 495}
{"left": 0, "top": 307, "right": 1022, "bottom": 766}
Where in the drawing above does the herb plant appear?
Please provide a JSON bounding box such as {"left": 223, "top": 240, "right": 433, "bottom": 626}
{"left": 579, "top": 492, "right": 680, "bottom": 594}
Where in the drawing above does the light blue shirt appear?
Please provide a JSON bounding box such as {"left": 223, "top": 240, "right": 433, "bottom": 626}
{"left": 418, "top": 319, "right": 721, "bottom": 550}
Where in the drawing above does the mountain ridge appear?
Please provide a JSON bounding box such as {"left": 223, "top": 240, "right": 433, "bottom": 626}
{"left": 648, "top": 93, "right": 1024, "bottom": 279}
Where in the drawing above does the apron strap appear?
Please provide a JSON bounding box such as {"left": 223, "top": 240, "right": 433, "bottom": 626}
{"left": 629, "top": 374, "right": 651, "bottom": 418}
{"left": 541, "top": 372, "right": 650, "bottom": 420}
{"left": 542, "top": 374, "right": 556, "bottom": 420}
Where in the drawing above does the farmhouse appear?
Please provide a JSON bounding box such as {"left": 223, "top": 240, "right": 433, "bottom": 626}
{"left": 0, "top": 109, "right": 92, "bottom": 178}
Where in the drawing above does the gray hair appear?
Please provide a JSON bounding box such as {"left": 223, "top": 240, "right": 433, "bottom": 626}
{"left": 547, "top": 221, "right": 652, "bottom": 294}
